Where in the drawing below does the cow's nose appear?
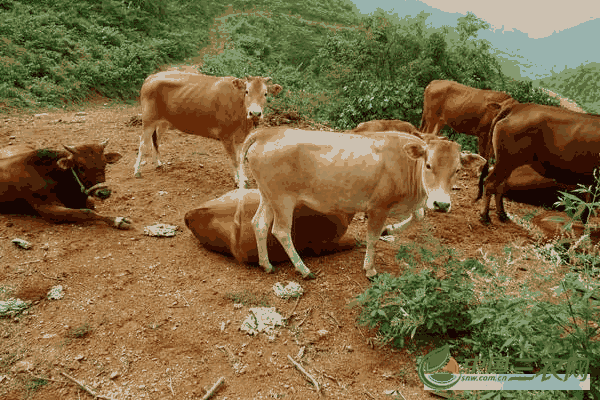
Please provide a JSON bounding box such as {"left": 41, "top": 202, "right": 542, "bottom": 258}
{"left": 433, "top": 201, "right": 451, "bottom": 212}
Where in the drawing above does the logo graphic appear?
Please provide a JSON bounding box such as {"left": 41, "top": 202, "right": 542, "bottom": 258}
{"left": 418, "top": 345, "right": 461, "bottom": 390}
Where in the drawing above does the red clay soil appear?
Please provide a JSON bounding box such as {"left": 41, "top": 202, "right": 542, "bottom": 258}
{"left": 0, "top": 104, "right": 583, "bottom": 400}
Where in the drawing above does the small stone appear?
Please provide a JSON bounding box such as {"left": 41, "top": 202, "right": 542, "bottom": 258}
{"left": 110, "top": 371, "right": 119, "bottom": 380}
{"left": 75, "top": 355, "right": 85, "bottom": 361}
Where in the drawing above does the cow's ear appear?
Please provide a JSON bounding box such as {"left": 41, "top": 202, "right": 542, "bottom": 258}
{"left": 232, "top": 78, "right": 246, "bottom": 90}
{"left": 460, "top": 152, "right": 487, "bottom": 170}
{"left": 104, "top": 152, "right": 123, "bottom": 164}
{"left": 404, "top": 143, "right": 426, "bottom": 160}
{"left": 57, "top": 156, "right": 74, "bottom": 170}
{"left": 269, "top": 84, "right": 282, "bottom": 96}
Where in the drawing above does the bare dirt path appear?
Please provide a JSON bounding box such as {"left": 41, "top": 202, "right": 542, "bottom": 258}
{"left": 0, "top": 103, "right": 563, "bottom": 400}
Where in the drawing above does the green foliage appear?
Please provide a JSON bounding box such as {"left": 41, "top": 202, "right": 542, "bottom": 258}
{"left": 328, "top": 79, "right": 424, "bottom": 130}
{"left": 536, "top": 62, "right": 600, "bottom": 114}
{"left": 495, "top": 79, "right": 560, "bottom": 106}
{"left": 352, "top": 239, "right": 480, "bottom": 348}
{"left": 0, "top": 0, "right": 203, "bottom": 108}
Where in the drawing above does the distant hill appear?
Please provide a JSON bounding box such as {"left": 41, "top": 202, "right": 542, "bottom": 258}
{"left": 535, "top": 63, "right": 600, "bottom": 114}
{"left": 351, "top": 0, "right": 600, "bottom": 80}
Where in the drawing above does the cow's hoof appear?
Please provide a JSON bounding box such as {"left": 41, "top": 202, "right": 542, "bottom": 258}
{"left": 302, "top": 272, "right": 316, "bottom": 280}
{"left": 365, "top": 269, "right": 377, "bottom": 280}
{"left": 114, "top": 217, "right": 132, "bottom": 229}
{"left": 134, "top": 172, "right": 142, "bottom": 179}
{"left": 479, "top": 214, "right": 492, "bottom": 225}
{"left": 498, "top": 213, "right": 510, "bottom": 223}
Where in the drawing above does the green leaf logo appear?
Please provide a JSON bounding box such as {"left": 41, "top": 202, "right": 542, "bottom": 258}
{"left": 417, "top": 345, "right": 461, "bottom": 390}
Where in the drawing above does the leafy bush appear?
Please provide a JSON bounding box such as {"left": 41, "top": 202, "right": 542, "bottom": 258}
{"left": 352, "top": 239, "right": 480, "bottom": 348}
{"left": 327, "top": 79, "right": 424, "bottom": 130}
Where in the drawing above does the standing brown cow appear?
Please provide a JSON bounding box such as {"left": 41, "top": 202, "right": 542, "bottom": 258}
{"left": 478, "top": 103, "right": 600, "bottom": 223}
{"left": 420, "top": 80, "right": 513, "bottom": 158}
{"left": 133, "top": 71, "right": 282, "bottom": 188}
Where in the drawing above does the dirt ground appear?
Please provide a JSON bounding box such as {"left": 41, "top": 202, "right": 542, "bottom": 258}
{"left": 0, "top": 102, "right": 583, "bottom": 400}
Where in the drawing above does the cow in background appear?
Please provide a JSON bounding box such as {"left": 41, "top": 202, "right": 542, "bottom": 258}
{"left": 185, "top": 189, "right": 355, "bottom": 264}
{"left": 351, "top": 119, "right": 420, "bottom": 136}
{"left": 133, "top": 71, "right": 282, "bottom": 187}
{"left": 420, "top": 80, "right": 513, "bottom": 158}
{"left": 0, "top": 140, "right": 131, "bottom": 229}
{"left": 477, "top": 102, "right": 600, "bottom": 224}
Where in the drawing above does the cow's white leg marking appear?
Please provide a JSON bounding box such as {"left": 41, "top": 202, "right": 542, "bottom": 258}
{"left": 364, "top": 210, "right": 388, "bottom": 277}
{"left": 270, "top": 197, "right": 312, "bottom": 278}
{"left": 252, "top": 195, "right": 275, "bottom": 273}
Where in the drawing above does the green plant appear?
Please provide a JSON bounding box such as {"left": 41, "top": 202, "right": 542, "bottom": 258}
{"left": 67, "top": 322, "right": 92, "bottom": 338}
{"left": 352, "top": 238, "right": 480, "bottom": 348}
{"left": 225, "top": 289, "right": 270, "bottom": 307}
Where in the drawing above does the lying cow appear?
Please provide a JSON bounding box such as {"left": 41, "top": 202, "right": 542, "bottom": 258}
{"left": 478, "top": 102, "right": 600, "bottom": 223}
{"left": 243, "top": 127, "right": 486, "bottom": 278}
{"left": 185, "top": 189, "right": 355, "bottom": 263}
{"left": 420, "top": 80, "right": 513, "bottom": 158}
{"left": 351, "top": 119, "right": 420, "bottom": 136}
{"left": 0, "top": 140, "right": 131, "bottom": 229}
{"left": 133, "top": 71, "right": 282, "bottom": 187}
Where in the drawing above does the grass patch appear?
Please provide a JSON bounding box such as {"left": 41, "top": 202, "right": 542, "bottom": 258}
{"left": 67, "top": 322, "right": 93, "bottom": 339}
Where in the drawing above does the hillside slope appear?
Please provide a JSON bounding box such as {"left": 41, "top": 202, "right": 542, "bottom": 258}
{"left": 535, "top": 63, "right": 600, "bottom": 113}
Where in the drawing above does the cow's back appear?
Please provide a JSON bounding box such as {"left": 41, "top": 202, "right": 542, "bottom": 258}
{"left": 141, "top": 71, "right": 246, "bottom": 135}
{"left": 248, "top": 128, "right": 425, "bottom": 215}
{"left": 495, "top": 104, "right": 600, "bottom": 181}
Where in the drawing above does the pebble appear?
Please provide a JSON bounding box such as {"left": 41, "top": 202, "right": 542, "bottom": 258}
{"left": 110, "top": 371, "right": 120, "bottom": 379}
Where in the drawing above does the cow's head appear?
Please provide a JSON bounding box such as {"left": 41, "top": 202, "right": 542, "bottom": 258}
{"left": 405, "top": 139, "right": 486, "bottom": 212}
{"left": 232, "top": 76, "right": 282, "bottom": 120}
{"left": 57, "top": 139, "right": 123, "bottom": 200}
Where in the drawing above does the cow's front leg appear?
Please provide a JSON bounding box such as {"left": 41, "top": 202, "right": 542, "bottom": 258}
{"left": 31, "top": 202, "right": 132, "bottom": 229}
{"left": 364, "top": 209, "right": 388, "bottom": 278}
{"left": 270, "top": 203, "right": 315, "bottom": 280}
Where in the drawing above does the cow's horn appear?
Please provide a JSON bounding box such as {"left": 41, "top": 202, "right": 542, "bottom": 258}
{"left": 100, "top": 139, "right": 109, "bottom": 149}
{"left": 63, "top": 145, "right": 76, "bottom": 154}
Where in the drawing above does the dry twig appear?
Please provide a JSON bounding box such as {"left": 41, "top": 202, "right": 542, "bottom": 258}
{"left": 60, "top": 371, "right": 116, "bottom": 400}
{"left": 168, "top": 376, "right": 175, "bottom": 396}
{"left": 27, "top": 371, "right": 63, "bottom": 383}
{"left": 286, "top": 296, "right": 301, "bottom": 320}
{"left": 287, "top": 355, "right": 320, "bottom": 394}
{"left": 362, "top": 385, "right": 376, "bottom": 399}
{"left": 326, "top": 312, "right": 342, "bottom": 328}
{"left": 39, "top": 272, "right": 60, "bottom": 280}
{"left": 201, "top": 376, "right": 225, "bottom": 400}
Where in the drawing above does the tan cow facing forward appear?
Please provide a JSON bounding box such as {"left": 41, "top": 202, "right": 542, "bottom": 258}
{"left": 243, "top": 127, "right": 486, "bottom": 278}
{"left": 351, "top": 119, "right": 420, "bottom": 136}
{"left": 133, "top": 71, "right": 282, "bottom": 187}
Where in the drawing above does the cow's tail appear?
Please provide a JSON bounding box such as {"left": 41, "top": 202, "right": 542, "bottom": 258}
{"left": 230, "top": 193, "right": 245, "bottom": 263}
{"left": 475, "top": 162, "right": 489, "bottom": 202}
{"left": 483, "top": 99, "right": 516, "bottom": 162}
{"left": 238, "top": 128, "right": 263, "bottom": 185}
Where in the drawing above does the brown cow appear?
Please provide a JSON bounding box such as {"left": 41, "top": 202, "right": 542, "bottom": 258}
{"left": 0, "top": 140, "right": 131, "bottom": 229}
{"left": 133, "top": 71, "right": 282, "bottom": 188}
{"left": 185, "top": 189, "right": 355, "bottom": 264}
{"left": 243, "top": 127, "right": 486, "bottom": 278}
{"left": 420, "top": 80, "right": 513, "bottom": 158}
{"left": 478, "top": 103, "right": 600, "bottom": 223}
{"left": 351, "top": 119, "right": 420, "bottom": 136}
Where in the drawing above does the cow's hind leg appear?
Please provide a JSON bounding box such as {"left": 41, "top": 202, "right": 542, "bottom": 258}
{"left": 364, "top": 209, "right": 389, "bottom": 278}
{"left": 252, "top": 195, "right": 276, "bottom": 273}
{"left": 270, "top": 195, "right": 315, "bottom": 279}
{"left": 133, "top": 122, "right": 156, "bottom": 178}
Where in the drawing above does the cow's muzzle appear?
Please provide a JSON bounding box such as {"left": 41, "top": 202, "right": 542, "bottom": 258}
{"left": 70, "top": 168, "right": 111, "bottom": 199}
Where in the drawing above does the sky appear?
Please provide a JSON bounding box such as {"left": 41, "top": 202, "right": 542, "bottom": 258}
{"left": 351, "top": 0, "right": 600, "bottom": 39}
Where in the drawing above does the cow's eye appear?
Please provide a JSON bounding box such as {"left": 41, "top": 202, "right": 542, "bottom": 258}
{"left": 245, "top": 90, "right": 249, "bottom": 95}
{"left": 426, "top": 163, "right": 431, "bottom": 170}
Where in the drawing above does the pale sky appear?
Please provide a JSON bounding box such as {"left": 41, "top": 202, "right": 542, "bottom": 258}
{"left": 353, "top": 0, "right": 600, "bottom": 39}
